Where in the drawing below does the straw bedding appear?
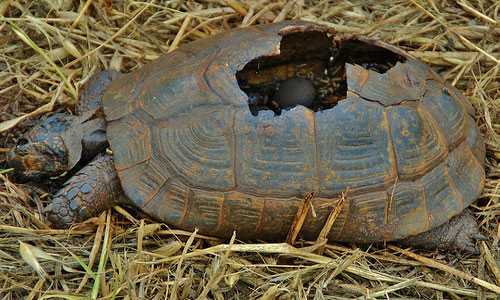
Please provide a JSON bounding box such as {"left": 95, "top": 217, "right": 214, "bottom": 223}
{"left": 0, "top": 1, "right": 498, "bottom": 299}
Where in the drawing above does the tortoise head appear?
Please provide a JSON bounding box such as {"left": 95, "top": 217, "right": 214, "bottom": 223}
{"left": 6, "top": 114, "right": 71, "bottom": 181}
{"left": 7, "top": 137, "right": 69, "bottom": 181}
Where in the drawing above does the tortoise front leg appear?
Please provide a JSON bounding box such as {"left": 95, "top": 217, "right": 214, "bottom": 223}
{"left": 45, "top": 154, "right": 122, "bottom": 228}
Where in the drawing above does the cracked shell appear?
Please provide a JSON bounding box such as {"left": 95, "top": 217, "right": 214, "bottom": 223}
{"left": 101, "top": 21, "right": 485, "bottom": 243}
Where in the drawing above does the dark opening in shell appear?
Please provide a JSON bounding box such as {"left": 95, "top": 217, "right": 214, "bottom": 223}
{"left": 236, "top": 30, "right": 406, "bottom": 116}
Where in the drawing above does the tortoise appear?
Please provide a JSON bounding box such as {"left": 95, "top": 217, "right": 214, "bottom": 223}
{"left": 6, "top": 21, "right": 486, "bottom": 253}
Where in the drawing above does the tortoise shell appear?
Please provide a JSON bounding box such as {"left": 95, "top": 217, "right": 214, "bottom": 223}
{"left": 102, "top": 21, "right": 485, "bottom": 242}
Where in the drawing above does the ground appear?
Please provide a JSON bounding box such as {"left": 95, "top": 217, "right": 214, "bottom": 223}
{"left": 0, "top": 1, "right": 499, "bottom": 299}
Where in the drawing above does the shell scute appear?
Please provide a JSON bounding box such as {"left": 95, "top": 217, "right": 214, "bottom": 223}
{"left": 107, "top": 114, "right": 151, "bottom": 171}
{"left": 151, "top": 108, "right": 236, "bottom": 190}
{"left": 180, "top": 189, "right": 224, "bottom": 233}
{"left": 217, "top": 192, "right": 265, "bottom": 239}
{"left": 317, "top": 97, "right": 395, "bottom": 196}
{"left": 447, "top": 143, "right": 485, "bottom": 205}
{"left": 391, "top": 181, "right": 428, "bottom": 238}
{"left": 118, "top": 160, "right": 168, "bottom": 208}
{"left": 141, "top": 68, "right": 223, "bottom": 120}
{"left": 346, "top": 60, "right": 426, "bottom": 105}
{"left": 234, "top": 107, "right": 317, "bottom": 197}
{"left": 464, "top": 114, "right": 486, "bottom": 162}
{"left": 422, "top": 80, "right": 466, "bottom": 147}
{"left": 141, "top": 180, "right": 190, "bottom": 226}
{"left": 343, "top": 191, "right": 389, "bottom": 242}
{"left": 387, "top": 105, "right": 447, "bottom": 179}
{"left": 421, "top": 161, "right": 462, "bottom": 228}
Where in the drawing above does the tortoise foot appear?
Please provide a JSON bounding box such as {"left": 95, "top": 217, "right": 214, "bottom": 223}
{"left": 398, "top": 210, "right": 486, "bottom": 254}
{"left": 45, "top": 154, "right": 122, "bottom": 228}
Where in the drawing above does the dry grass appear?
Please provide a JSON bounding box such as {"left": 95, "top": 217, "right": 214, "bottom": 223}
{"left": 0, "top": 0, "right": 499, "bottom": 299}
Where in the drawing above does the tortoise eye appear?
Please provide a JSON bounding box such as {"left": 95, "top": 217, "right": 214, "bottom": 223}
{"left": 16, "top": 138, "right": 29, "bottom": 146}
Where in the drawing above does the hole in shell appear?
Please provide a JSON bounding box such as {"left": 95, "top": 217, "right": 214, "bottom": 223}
{"left": 236, "top": 30, "right": 406, "bottom": 116}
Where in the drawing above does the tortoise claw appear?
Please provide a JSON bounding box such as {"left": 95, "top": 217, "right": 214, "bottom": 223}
{"left": 43, "top": 203, "right": 53, "bottom": 213}
{"left": 44, "top": 195, "right": 77, "bottom": 228}
{"left": 466, "top": 245, "right": 480, "bottom": 255}
{"left": 448, "top": 212, "right": 486, "bottom": 254}
{"left": 457, "top": 233, "right": 488, "bottom": 255}
{"left": 457, "top": 238, "right": 480, "bottom": 255}
{"left": 472, "top": 233, "right": 488, "bottom": 241}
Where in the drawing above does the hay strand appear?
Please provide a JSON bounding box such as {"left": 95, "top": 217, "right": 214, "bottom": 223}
{"left": 0, "top": 0, "right": 498, "bottom": 298}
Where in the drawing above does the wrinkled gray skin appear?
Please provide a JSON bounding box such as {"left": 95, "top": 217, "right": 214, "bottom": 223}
{"left": 399, "top": 210, "right": 486, "bottom": 254}
{"left": 6, "top": 71, "right": 116, "bottom": 181}
{"left": 5, "top": 70, "right": 486, "bottom": 254}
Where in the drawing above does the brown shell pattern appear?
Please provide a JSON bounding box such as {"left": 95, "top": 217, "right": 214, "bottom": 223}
{"left": 102, "top": 21, "right": 485, "bottom": 242}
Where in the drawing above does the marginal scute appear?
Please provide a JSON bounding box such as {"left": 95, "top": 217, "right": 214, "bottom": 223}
{"left": 107, "top": 114, "right": 151, "bottom": 171}
{"left": 218, "top": 192, "right": 266, "bottom": 239}
{"left": 464, "top": 114, "right": 486, "bottom": 163}
{"left": 330, "top": 179, "right": 431, "bottom": 243}
{"left": 258, "top": 196, "right": 302, "bottom": 240}
{"left": 180, "top": 189, "right": 224, "bottom": 233}
{"left": 234, "top": 107, "right": 317, "bottom": 197}
{"left": 340, "top": 190, "right": 389, "bottom": 242}
{"left": 391, "top": 181, "right": 428, "bottom": 238}
{"left": 447, "top": 142, "right": 485, "bottom": 208}
{"left": 301, "top": 197, "right": 347, "bottom": 240}
{"left": 142, "top": 180, "right": 190, "bottom": 226}
{"left": 421, "top": 80, "right": 466, "bottom": 148}
{"left": 387, "top": 105, "right": 447, "bottom": 179}
{"left": 444, "top": 82, "right": 475, "bottom": 116}
{"left": 421, "top": 161, "right": 462, "bottom": 228}
{"left": 117, "top": 160, "right": 168, "bottom": 208}
{"left": 101, "top": 78, "right": 133, "bottom": 121}
{"left": 317, "top": 98, "right": 395, "bottom": 196}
